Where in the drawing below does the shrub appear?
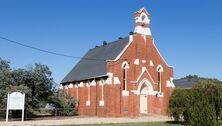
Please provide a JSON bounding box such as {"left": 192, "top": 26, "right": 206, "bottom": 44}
{"left": 50, "top": 90, "right": 78, "bottom": 116}
{"left": 168, "top": 89, "right": 191, "bottom": 122}
{"left": 168, "top": 79, "right": 222, "bottom": 126}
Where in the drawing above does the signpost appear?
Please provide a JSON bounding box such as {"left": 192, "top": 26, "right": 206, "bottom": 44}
{"left": 6, "top": 92, "right": 25, "bottom": 122}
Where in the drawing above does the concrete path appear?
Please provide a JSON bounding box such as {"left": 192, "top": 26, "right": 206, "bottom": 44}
{"left": 0, "top": 114, "right": 173, "bottom": 126}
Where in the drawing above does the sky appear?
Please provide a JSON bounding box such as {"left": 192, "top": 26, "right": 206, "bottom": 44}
{"left": 0, "top": 0, "right": 222, "bottom": 83}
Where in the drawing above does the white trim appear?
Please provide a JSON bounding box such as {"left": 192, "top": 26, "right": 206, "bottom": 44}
{"left": 131, "top": 78, "right": 164, "bottom": 97}
{"left": 153, "top": 38, "right": 174, "bottom": 68}
{"left": 121, "top": 61, "right": 130, "bottom": 69}
{"left": 86, "top": 81, "right": 90, "bottom": 87}
{"left": 142, "top": 60, "right": 146, "bottom": 64}
{"left": 157, "top": 64, "right": 164, "bottom": 72}
{"left": 99, "top": 100, "right": 104, "bottom": 106}
{"left": 134, "top": 26, "right": 151, "bottom": 36}
{"left": 105, "top": 73, "right": 113, "bottom": 85}
{"left": 131, "top": 78, "right": 157, "bottom": 96}
{"left": 79, "top": 82, "right": 84, "bottom": 87}
{"left": 131, "top": 90, "right": 158, "bottom": 96}
{"left": 90, "top": 80, "right": 96, "bottom": 86}
{"left": 135, "top": 12, "right": 150, "bottom": 24}
{"left": 74, "top": 85, "right": 78, "bottom": 88}
{"left": 166, "top": 77, "right": 175, "bottom": 88}
{"left": 114, "top": 77, "right": 120, "bottom": 85}
{"left": 122, "top": 90, "right": 129, "bottom": 96}
{"left": 134, "top": 59, "right": 139, "bottom": 65}
{"left": 99, "top": 79, "right": 105, "bottom": 86}
{"left": 138, "top": 79, "right": 154, "bottom": 93}
{"left": 150, "top": 60, "right": 154, "bottom": 67}
{"left": 132, "top": 67, "right": 156, "bottom": 84}
{"left": 86, "top": 101, "right": 90, "bottom": 106}
{"left": 68, "top": 83, "right": 73, "bottom": 88}
{"left": 157, "top": 92, "right": 164, "bottom": 97}
{"left": 135, "top": 7, "right": 150, "bottom": 16}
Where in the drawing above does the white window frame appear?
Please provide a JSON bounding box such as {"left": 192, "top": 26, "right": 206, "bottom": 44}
{"left": 156, "top": 65, "right": 164, "bottom": 93}
{"left": 121, "top": 61, "right": 130, "bottom": 96}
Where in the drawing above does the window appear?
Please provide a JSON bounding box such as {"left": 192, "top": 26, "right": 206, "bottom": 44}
{"left": 141, "top": 15, "right": 146, "bottom": 27}
{"left": 141, "top": 15, "right": 146, "bottom": 21}
{"left": 122, "top": 61, "right": 129, "bottom": 91}
{"left": 156, "top": 65, "right": 163, "bottom": 92}
{"left": 123, "top": 64, "right": 127, "bottom": 90}
{"left": 157, "top": 69, "right": 161, "bottom": 92}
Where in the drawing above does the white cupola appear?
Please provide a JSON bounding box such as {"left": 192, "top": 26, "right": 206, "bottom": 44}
{"left": 134, "top": 8, "right": 152, "bottom": 36}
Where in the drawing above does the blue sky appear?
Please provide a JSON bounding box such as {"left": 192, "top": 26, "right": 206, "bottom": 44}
{"left": 0, "top": 0, "right": 221, "bottom": 83}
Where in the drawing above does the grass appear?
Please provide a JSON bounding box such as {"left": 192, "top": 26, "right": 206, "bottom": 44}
{"left": 58, "top": 121, "right": 183, "bottom": 126}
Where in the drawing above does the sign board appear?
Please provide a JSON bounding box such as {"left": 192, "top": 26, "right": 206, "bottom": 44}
{"left": 8, "top": 92, "right": 25, "bottom": 110}
{"left": 6, "top": 92, "right": 25, "bottom": 122}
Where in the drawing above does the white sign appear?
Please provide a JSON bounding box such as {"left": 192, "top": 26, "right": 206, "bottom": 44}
{"left": 6, "top": 92, "right": 25, "bottom": 122}
{"left": 8, "top": 92, "right": 25, "bottom": 110}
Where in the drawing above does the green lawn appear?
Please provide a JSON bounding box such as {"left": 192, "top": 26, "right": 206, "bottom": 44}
{"left": 58, "top": 122, "right": 183, "bottom": 126}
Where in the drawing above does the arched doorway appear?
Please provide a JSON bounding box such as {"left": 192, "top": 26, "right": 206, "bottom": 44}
{"left": 138, "top": 79, "right": 153, "bottom": 114}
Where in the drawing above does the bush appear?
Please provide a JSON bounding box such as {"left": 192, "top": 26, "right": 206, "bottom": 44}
{"left": 50, "top": 90, "right": 78, "bottom": 116}
{"left": 168, "top": 79, "right": 222, "bottom": 126}
{"left": 168, "top": 89, "right": 191, "bottom": 122}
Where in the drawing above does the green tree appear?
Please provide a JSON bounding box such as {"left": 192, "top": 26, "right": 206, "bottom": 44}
{"left": 169, "top": 78, "right": 222, "bottom": 125}
{"left": 0, "top": 58, "right": 78, "bottom": 118}
{"left": 0, "top": 58, "right": 12, "bottom": 108}
{"left": 168, "top": 88, "right": 191, "bottom": 122}
{"left": 10, "top": 63, "right": 54, "bottom": 109}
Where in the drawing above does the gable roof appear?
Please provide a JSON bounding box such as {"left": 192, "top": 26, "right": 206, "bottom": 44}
{"left": 61, "top": 37, "right": 129, "bottom": 84}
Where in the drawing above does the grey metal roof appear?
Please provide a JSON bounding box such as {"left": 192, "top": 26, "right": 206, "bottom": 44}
{"left": 61, "top": 37, "right": 129, "bottom": 84}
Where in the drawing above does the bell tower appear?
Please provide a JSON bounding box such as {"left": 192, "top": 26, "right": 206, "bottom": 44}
{"left": 134, "top": 8, "right": 152, "bottom": 36}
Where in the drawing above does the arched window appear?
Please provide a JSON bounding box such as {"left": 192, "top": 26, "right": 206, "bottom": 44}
{"left": 141, "top": 15, "right": 146, "bottom": 21}
{"left": 123, "top": 64, "right": 127, "bottom": 90}
{"left": 156, "top": 65, "right": 163, "bottom": 92}
{"left": 122, "top": 61, "right": 129, "bottom": 91}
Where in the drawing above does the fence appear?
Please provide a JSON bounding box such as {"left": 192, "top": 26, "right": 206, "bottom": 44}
{"left": 0, "top": 108, "right": 78, "bottom": 121}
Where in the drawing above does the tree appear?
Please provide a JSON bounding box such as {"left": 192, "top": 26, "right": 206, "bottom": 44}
{"left": 0, "top": 58, "right": 54, "bottom": 109}
{"left": 9, "top": 63, "right": 54, "bottom": 109}
{"left": 168, "top": 78, "right": 222, "bottom": 125}
{"left": 168, "top": 88, "right": 192, "bottom": 122}
{"left": 0, "top": 58, "right": 11, "bottom": 108}
{"left": 0, "top": 58, "right": 78, "bottom": 118}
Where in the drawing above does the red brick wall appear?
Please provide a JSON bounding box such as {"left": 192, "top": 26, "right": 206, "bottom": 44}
{"left": 106, "top": 34, "right": 174, "bottom": 116}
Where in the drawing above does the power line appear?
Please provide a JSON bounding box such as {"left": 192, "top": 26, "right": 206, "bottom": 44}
{"left": 0, "top": 36, "right": 106, "bottom": 61}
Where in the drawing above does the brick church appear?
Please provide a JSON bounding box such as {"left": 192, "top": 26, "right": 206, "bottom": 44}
{"left": 61, "top": 8, "right": 175, "bottom": 117}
